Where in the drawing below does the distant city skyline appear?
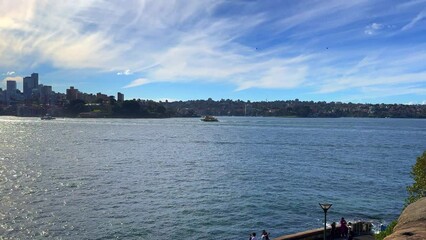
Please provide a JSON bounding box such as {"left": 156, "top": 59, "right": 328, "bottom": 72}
{"left": 1, "top": 0, "right": 426, "bottom": 104}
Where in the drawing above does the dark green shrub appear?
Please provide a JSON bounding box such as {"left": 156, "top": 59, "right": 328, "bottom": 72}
{"left": 374, "top": 220, "right": 397, "bottom": 240}
{"left": 406, "top": 151, "right": 426, "bottom": 205}
{"left": 375, "top": 151, "right": 426, "bottom": 240}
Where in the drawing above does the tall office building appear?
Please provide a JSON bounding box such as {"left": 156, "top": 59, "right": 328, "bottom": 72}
{"left": 31, "top": 73, "right": 39, "bottom": 85}
{"left": 23, "top": 76, "right": 33, "bottom": 99}
{"left": 117, "top": 92, "right": 124, "bottom": 102}
{"left": 40, "top": 85, "right": 52, "bottom": 105}
{"left": 6, "top": 80, "right": 17, "bottom": 103}
{"left": 0, "top": 89, "right": 5, "bottom": 104}
{"left": 23, "top": 73, "right": 39, "bottom": 99}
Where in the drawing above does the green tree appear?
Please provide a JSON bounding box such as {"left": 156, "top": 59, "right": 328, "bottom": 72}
{"left": 67, "top": 99, "right": 87, "bottom": 116}
{"left": 121, "top": 100, "right": 140, "bottom": 116}
{"left": 406, "top": 151, "right": 426, "bottom": 204}
{"left": 376, "top": 152, "right": 426, "bottom": 240}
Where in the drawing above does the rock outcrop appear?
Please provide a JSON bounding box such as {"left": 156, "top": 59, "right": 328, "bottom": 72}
{"left": 385, "top": 197, "right": 426, "bottom": 240}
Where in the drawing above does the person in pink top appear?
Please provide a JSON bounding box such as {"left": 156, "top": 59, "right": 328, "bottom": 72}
{"left": 340, "top": 217, "right": 348, "bottom": 238}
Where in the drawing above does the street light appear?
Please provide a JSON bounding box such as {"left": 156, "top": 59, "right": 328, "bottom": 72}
{"left": 319, "top": 203, "right": 332, "bottom": 240}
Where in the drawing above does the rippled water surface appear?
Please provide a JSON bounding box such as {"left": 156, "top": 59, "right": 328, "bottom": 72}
{"left": 0, "top": 117, "right": 425, "bottom": 239}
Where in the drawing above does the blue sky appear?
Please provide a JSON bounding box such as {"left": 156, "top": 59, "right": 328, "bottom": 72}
{"left": 1, "top": 0, "right": 426, "bottom": 104}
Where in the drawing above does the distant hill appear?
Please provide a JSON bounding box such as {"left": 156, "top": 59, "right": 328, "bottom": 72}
{"left": 164, "top": 99, "right": 426, "bottom": 118}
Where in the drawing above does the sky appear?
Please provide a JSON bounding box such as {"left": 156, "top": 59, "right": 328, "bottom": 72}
{"left": 1, "top": 0, "right": 426, "bottom": 104}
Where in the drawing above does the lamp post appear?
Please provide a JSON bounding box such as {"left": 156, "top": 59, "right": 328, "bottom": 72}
{"left": 319, "top": 203, "right": 332, "bottom": 240}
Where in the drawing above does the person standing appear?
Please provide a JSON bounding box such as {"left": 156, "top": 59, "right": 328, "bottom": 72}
{"left": 249, "top": 232, "right": 258, "bottom": 240}
{"left": 331, "top": 222, "right": 336, "bottom": 240}
{"left": 261, "top": 230, "right": 270, "bottom": 240}
{"left": 348, "top": 222, "right": 354, "bottom": 240}
{"left": 340, "top": 217, "right": 348, "bottom": 238}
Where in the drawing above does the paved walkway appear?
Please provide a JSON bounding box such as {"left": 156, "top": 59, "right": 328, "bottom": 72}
{"left": 353, "top": 235, "right": 375, "bottom": 240}
{"left": 333, "top": 235, "right": 375, "bottom": 240}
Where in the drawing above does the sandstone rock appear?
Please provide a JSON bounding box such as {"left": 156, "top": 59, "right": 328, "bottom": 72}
{"left": 384, "top": 197, "right": 426, "bottom": 240}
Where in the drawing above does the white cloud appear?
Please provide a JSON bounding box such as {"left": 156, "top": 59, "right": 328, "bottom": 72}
{"left": 236, "top": 66, "right": 307, "bottom": 91}
{"left": 2, "top": 76, "right": 23, "bottom": 89}
{"left": 0, "top": 0, "right": 425, "bottom": 103}
{"left": 117, "top": 69, "right": 133, "bottom": 75}
{"left": 397, "top": 0, "right": 426, "bottom": 9}
{"left": 364, "top": 23, "right": 384, "bottom": 35}
{"left": 0, "top": 0, "right": 313, "bottom": 92}
{"left": 312, "top": 44, "right": 426, "bottom": 96}
{"left": 318, "top": 72, "right": 426, "bottom": 94}
{"left": 123, "top": 78, "right": 151, "bottom": 88}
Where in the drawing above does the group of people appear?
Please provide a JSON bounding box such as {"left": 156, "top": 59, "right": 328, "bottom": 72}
{"left": 248, "top": 217, "right": 355, "bottom": 240}
{"left": 330, "top": 217, "right": 354, "bottom": 240}
{"left": 248, "top": 230, "right": 270, "bottom": 240}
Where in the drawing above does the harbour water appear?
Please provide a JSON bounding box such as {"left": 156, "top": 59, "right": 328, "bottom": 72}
{"left": 0, "top": 116, "right": 425, "bottom": 239}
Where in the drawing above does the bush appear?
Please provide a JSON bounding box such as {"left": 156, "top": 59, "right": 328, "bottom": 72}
{"left": 406, "top": 151, "right": 426, "bottom": 205}
{"left": 374, "top": 220, "right": 397, "bottom": 240}
{"left": 375, "top": 151, "right": 426, "bottom": 240}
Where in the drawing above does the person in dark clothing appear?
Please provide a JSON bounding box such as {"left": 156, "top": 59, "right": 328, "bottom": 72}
{"left": 330, "top": 222, "right": 336, "bottom": 240}
{"left": 261, "top": 230, "right": 270, "bottom": 240}
{"left": 340, "top": 217, "right": 348, "bottom": 238}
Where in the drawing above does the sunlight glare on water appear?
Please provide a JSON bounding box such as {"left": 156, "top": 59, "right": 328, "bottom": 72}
{"left": 0, "top": 117, "right": 425, "bottom": 239}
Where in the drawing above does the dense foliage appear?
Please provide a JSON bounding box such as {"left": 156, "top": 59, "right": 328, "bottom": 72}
{"left": 375, "top": 151, "right": 426, "bottom": 240}
{"left": 374, "top": 220, "right": 397, "bottom": 240}
{"left": 164, "top": 99, "right": 426, "bottom": 118}
{"left": 63, "top": 99, "right": 170, "bottom": 118}
{"left": 406, "top": 151, "right": 426, "bottom": 204}
{"left": 2, "top": 97, "right": 426, "bottom": 118}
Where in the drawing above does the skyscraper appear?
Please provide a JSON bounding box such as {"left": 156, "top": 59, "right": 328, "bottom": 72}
{"left": 23, "top": 76, "right": 33, "bottom": 99}
{"left": 117, "top": 92, "right": 124, "bottom": 102}
{"left": 31, "top": 73, "right": 39, "bottom": 85}
{"left": 6, "top": 80, "right": 17, "bottom": 103}
{"left": 23, "top": 73, "right": 39, "bottom": 99}
{"left": 40, "top": 85, "right": 52, "bottom": 105}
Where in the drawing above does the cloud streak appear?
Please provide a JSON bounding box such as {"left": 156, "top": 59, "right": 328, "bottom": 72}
{"left": 123, "top": 78, "right": 151, "bottom": 88}
{"left": 0, "top": 0, "right": 425, "bottom": 103}
{"left": 117, "top": 69, "right": 133, "bottom": 76}
{"left": 401, "top": 10, "right": 426, "bottom": 31}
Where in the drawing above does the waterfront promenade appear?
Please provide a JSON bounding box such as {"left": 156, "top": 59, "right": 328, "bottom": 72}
{"left": 273, "top": 221, "right": 374, "bottom": 240}
{"left": 273, "top": 197, "right": 426, "bottom": 240}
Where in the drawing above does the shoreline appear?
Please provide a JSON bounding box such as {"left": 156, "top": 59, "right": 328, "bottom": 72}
{"left": 273, "top": 222, "right": 374, "bottom": 240}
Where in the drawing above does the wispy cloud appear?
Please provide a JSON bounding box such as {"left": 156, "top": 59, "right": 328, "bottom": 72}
{"left": 123, "top": 78, "right": 151, "bottom": 89}
{"left": 397, "top": 0, "right": 426, "bottom": 9}
{"left": 319, "top": 72, "right": 426, "bottom": 94}
{"left": 401, "top": 10, "right": 426, "bottom": 31}
{"left": 117, "top": 69, "right": 133, "bottom": 76}
{"left": 364, "top": 23, "right": 384, "bottom": 35}
{"left": 314, "top": 45, "right": 426, "bottom": 101}
{"left": 0, "top": 0, "right": 425, "bottom": 103}
{"left": 2, "top": 71, "right": 16, "bottom": 76}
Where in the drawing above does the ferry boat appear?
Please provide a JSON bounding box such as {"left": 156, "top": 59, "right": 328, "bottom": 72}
{"left": 201, "top": 115, "right": 219, "bottom": 122}
{"left": 41, "top": 114, "right": 56, "bottom": 120}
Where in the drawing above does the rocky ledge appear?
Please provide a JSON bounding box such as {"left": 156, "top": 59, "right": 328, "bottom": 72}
{"left": 385, "top": 197, "right": 426, "bottom": 240}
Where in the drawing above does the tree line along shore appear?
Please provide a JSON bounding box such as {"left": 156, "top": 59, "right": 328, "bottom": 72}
{"left": 1, "top": 98, "right": 425, "bottom": 118}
